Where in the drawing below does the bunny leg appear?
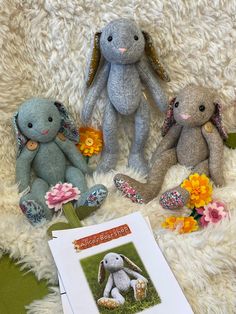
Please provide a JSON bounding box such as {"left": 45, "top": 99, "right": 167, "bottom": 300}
{"left": 97, "top": 288, "right": 124, "bottom": 309}
{"left": 111, "top": 288, "right": 125, "bottom": 305}
{"left": 131, "top": 279, "right": 147, "bottom": 301}
{"left": 160, "top": 159, "right": 209, "bottom": 210}
{"left": 65, "top": 166, "right": 108, "bottom": 219}
{"left": 114, "top": 148, "right": 177, "bottom": 204}
{"left": 128, "top": 97, "right": 150, "bottom": 175}
{"left": 97, "top": 100, "right": 119, "bottom": 173}
{"left": 20, "top": 178, "right": 50, "bottom": 225}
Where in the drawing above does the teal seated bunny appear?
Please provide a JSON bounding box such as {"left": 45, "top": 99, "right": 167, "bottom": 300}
{"left": 13, "top": 98, "right": 108, "bottom": 225}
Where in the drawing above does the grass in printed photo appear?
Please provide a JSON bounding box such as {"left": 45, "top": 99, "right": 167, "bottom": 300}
{"left": 80, "top": 242, "right": 161, "bottom": 314}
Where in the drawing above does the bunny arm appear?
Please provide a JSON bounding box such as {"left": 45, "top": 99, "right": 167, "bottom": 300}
{"left": 123, "top": 267, "right": 148, "bottom": 282}
{"left": 16, "top": 145, "right": 39, "bottom": 192}
{"left": 151, "top": 124, "right": 182, "bottom": 163}
{"left": 103, "top": 274, "right": 114, "bottom": 298}
{"left": 55, "top": 136, "right": 92, "bottom": 175}
{"left": 82, "top": 62, "right": 110, "bottom": 124}
{"left": 202, "top": 122, "right": 224, "bottom": 186}
{"left": 137, "top": 58, "right": 167, "bottom": 112}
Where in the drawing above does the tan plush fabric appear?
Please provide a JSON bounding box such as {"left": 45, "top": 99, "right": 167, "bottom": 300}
{"left": 0, "top": 1, "right": 236, "bottom": 313}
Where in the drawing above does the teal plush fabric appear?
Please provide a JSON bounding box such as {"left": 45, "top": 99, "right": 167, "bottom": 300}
{"left": 13, "top": 99, "right": 108, "bottom": 225}
{"left": 82, "top": 18, "right": 169, "bottom": 175}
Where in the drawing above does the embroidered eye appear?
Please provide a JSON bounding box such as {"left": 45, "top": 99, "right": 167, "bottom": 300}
{"left": 107, "top": 36, "right": 113, "bottom": 42}
{"left": 28, "top": 123, "right": 33, "bottom": 128}
{"left": 199, "top": 104, "right": 205, "bottom": 112}
{"left": 48, "top": 117, "right": 53, "bottom": 122}
{"left": 134, "top": 35, "right": 139, "bottom": 41}
{"left": 174, "top": 101, "right": 179, "bottom": 108}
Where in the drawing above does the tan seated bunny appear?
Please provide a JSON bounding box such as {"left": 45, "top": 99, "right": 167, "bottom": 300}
{"left": 114, "top": 85, "right": 228, "bottom": 209}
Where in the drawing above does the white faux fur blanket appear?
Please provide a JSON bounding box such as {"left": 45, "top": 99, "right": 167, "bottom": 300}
{"left": 0, "top": 1, "right": 235, "bottom": 313}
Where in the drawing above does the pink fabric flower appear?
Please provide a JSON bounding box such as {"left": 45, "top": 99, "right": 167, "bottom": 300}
{"left": 199, "top": 200, "right": 228, "bottom": 227}
{"left": 45, "top": 183, "right": 80, "bottom": 212}
{"left": 196, "top": 207, "right": 204, "bottom": 215}
{"left": 199, "top": 215, "right": 209, "bottom": 227}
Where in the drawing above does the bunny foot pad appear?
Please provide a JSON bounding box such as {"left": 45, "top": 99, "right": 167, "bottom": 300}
{"left": 20, "top": 200, "right": 46, "bottom": 225}
{"left": 160, "top": 190, "right": 184, "bottom": 210}
{"left": 134, "top": 279, "right": 147, "bottom": 301}
{"left": 97, "top": 297, "right": 120, "bottom": 309}
{"left": 114, "top": 177, "right": 144, "bottom": 204}
{"left": 84, "top": 188, "right": 108, "bottom": 207}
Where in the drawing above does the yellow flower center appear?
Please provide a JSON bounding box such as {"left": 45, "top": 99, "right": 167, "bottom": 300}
{"left": 85, "top": 137, "right": 94, "bottom": 146}
{"left": 192, "top": 187, "right": 200, "bottom": 194}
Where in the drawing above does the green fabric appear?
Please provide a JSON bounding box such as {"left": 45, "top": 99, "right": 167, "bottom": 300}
{"left": 224, "top": 133, "right": 236, "bottom": 149}
{"left": 62, "top": 202, "right": 82, "bottom": 228}
{"left": 0, "top": 255, "right": 49, "bottom": 314}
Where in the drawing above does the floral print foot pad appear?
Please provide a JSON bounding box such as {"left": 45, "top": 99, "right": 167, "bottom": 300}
{"left": 114, "top": 178, "right": 144, "bottom": 204}
{"left": 160, "top": 190, "right": 184, "bottom": 210}
{"left": 84, "top": 188, "right": 108, "bottom": 207}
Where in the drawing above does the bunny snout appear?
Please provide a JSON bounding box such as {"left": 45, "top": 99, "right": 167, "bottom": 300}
{"left": 180, "top": 113, "right": 191, "bottom": 120}
{"left": 118, "top": 48, "right": 127, "bottom": 53}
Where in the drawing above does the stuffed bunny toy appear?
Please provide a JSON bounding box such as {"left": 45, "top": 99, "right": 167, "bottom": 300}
{"left": 13, "top": 98, "right": 108, "bottom": 225}
{"left": 82, "top": 18, "right": 169, "bottom": 175}
{"left": 97, "top": 252, "right": 148, "bottom": 309}
{"left": 114, "top": 85, "right": 228, "bottom": 209}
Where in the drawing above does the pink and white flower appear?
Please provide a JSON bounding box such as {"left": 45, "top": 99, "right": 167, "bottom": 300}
{"left": 198, "top": 200, "right": 228, "bottom": 227}
{"left": 45, "top": 183, "right": 80, "bottom": 212}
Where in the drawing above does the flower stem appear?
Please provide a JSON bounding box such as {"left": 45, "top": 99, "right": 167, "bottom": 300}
{"left": 62, "top": 202, "right": 82, "bottom": 228}
{"left": 190, "top": 208, "right": 197, "bottom": 217}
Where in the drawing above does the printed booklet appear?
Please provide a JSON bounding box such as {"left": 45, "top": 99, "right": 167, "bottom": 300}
{"left": 48, "top": 212, "right": 193, "bottom": 314}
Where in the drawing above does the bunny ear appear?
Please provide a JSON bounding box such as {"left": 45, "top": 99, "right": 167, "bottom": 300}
{"left": 54, "top": 102, "right": 79, "bottom": 144}
{"left": 211, "top": 102, "right": 228, "bottom": 140}
{"left": 98, "top": 261, "right": 106, "bottom": 284}
{"left": 86, "top": 32, "right": 102, "bottom": 87}
{"left": 161, "top": 98, "right": 176, "bottom": 136}
{"left": 12, "top": 112, "right": 28, "bottom": 157}
{"left": 120, "top": 254, "right": 142, "bottom": 273}
{"left": 142, "top": 31, "right": 170, "bottom": 82}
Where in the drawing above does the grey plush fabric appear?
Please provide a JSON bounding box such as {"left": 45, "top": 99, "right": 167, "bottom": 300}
{"left": 114, "top": 85, "right": 227, "bottom": 209}
{"left": 13, "top": 98, "right": 108, "bottom": 225}
{"left": 97, "top": 252, "right": 148, "bottom": 308}
{"left": 82, "top": 18, "right": 168, "bottom": 175}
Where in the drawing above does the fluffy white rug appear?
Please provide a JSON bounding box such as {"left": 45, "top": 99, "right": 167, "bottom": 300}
{"left": 0, "top": 1, "right": 236, "bottom": 313}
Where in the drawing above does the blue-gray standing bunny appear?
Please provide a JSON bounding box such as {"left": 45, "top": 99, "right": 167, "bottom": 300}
{"left": 13, "top": 98, "right": 108, "bottom": 225}
{"left": 82, "top": 18, "right": 169, "bottom": 175}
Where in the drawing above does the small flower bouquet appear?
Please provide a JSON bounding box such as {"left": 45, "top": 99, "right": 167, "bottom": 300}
{"left": 162, "top": 173, "right": 229, "bottom": 234}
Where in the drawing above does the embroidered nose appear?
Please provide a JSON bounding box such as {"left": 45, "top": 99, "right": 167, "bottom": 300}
{"left": 41, "top": 129, "right": 49, "bottom": 135}
{"left": 180, "top": 113, "right": 191, "bottom": 120}
{"left": 118, "top": 48, "right": 127, "bottom": 53}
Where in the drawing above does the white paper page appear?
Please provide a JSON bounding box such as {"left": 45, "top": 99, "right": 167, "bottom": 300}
{"left": 59, "top": 274, "right": 74, "bottom": 314}
{"left": 55, "top": 216, "right": 152, "bottom": 314}
{"left": 49, "top": 212, "right": 193, "bottom": 314}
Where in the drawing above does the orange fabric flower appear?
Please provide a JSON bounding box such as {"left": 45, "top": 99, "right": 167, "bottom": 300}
{"left": 162, "top": 216, "right": 199, "bottom": 234}
{"left": 181, "top": 173, "right": 213, "bottom": 209}
{"left": 77, "top": 127, "right": 103, "bottom": 157}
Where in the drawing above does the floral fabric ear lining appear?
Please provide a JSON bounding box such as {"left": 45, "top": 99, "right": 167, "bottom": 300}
{"left": 54, "top": 102, "right": 79, "bottom": 143}
{"left": 12, "top": 112, "right": 28, "bottom": 157}
{"left": 161, "top": 98, "right": 176, "bottom": 136}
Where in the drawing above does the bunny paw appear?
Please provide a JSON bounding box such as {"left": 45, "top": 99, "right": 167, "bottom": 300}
{"left": 97, "top": 297, "right": 120, "bottom": 309}
{"left": 114, "top": 174, "right": 144, "bottom": 204}
{"left": 20, "top": 200, "right": 47, "bottom": 226}
{"left": 134, "top": 279, "right": 147, "bottom": 301}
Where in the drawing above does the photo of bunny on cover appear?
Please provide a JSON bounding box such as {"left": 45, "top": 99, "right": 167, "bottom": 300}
{"left": 80, "top": 242, "right": 161, "bottom": 314}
